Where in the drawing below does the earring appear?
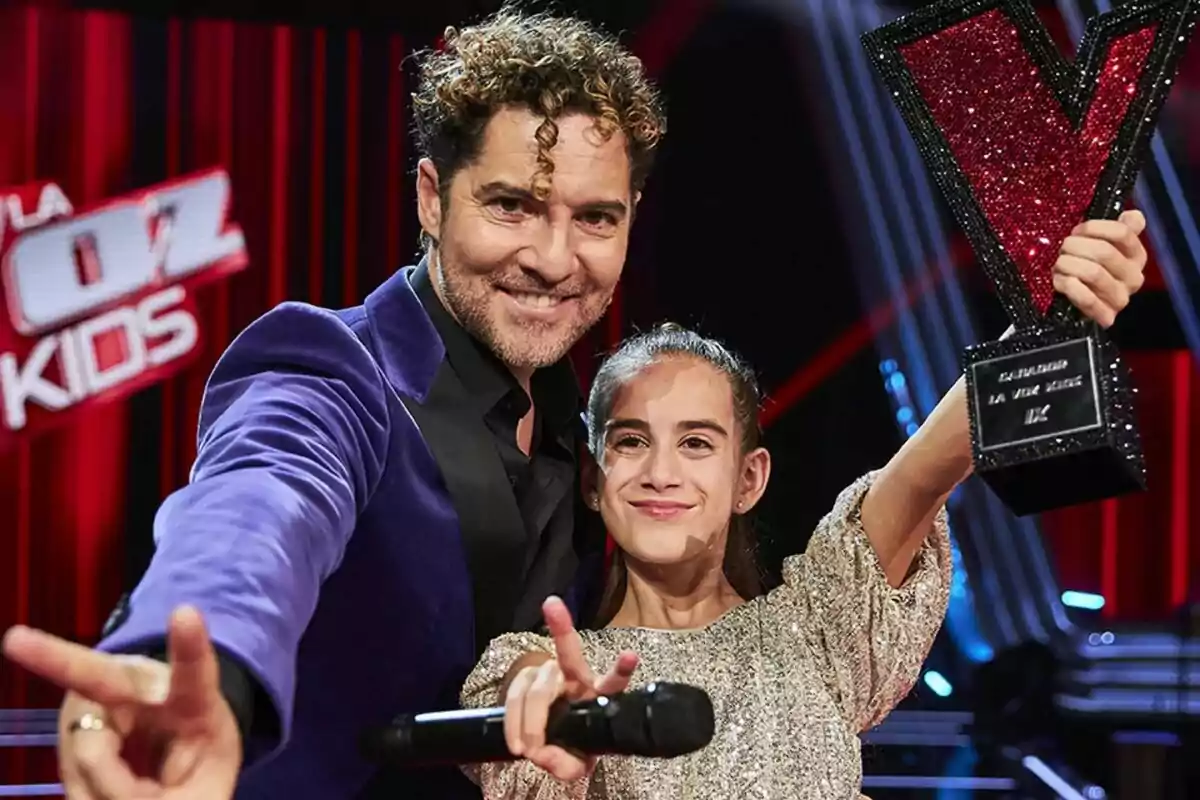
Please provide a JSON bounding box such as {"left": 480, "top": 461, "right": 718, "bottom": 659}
{"left": 589, "top": 496, "right": 600, "bottom": 510}
{"left": 736, "top": 500, "right": 744, "bottom": 510}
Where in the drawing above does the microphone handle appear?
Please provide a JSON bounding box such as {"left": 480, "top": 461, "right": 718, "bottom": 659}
{"left": 363, "top": 700, "right": 617, "bottom": 769}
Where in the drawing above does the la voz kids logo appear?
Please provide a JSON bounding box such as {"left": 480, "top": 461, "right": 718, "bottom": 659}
{"left": 0, "top": 168, "right": 249, "bottom": 444}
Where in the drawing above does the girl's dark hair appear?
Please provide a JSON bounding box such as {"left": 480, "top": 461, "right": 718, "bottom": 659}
{"left": 585, "top": 322, "right": 765, "bottom": 627}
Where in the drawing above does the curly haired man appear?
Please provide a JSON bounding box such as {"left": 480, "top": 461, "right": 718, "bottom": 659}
{"left": 2, "top": 7, "right": 666, "bottom": 799}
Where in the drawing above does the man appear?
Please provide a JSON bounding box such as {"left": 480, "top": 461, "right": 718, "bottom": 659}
{"left": 1, "top": 8, "right": 665, "bottom": 798}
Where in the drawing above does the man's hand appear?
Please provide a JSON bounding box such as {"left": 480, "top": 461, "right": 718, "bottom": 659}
{"left": 502, "top": 597, "right": 638, "bottom": 782}
{"left": 1054, "top": 208, "right": 1149, "bottom": 327}
{"left": 2, "top": 606, "right": 241, "bottom": 799}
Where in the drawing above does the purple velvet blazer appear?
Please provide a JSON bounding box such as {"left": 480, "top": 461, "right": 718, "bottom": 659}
{"left": 99, "top": 266, "right": 604, "bottom": 797}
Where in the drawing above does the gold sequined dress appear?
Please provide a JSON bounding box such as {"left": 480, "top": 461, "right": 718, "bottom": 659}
{"left": 460, "top": 473, "right": 952, "bottom": 800}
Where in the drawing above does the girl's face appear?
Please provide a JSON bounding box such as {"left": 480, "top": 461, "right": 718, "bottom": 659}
{"left": 592, "top": 356, "right": 770, "bottom": 568}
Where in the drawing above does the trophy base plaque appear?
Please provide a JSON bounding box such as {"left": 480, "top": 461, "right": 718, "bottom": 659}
{"left": 964, "top": 321, "right": 1146, "bottom": 516}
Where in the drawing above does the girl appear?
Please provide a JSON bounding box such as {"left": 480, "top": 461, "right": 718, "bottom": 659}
{"left": 461, "top": 211, "right": 1148, "bottom": 798}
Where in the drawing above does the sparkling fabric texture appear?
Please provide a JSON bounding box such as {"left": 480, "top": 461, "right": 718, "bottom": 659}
{"left": 460, "top": 474, "right": 952, "bottom": 800}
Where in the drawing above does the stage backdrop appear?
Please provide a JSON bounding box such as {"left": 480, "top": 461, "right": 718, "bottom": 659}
{"left": 0, "top": 5, "right": 416, "bottom": 785}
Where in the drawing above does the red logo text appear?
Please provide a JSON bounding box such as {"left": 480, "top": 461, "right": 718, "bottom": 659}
{"left": 0, "top": 169, "right": 248, "bottom": 443}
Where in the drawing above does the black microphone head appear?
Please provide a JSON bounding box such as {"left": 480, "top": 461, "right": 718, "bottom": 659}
{"left": 605, "top": 682, "right": 715, "bottom": 758}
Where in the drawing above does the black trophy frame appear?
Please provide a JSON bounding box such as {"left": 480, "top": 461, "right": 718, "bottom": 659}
{"left": 862, "top": 0, "right": 1198, "bottom": 515}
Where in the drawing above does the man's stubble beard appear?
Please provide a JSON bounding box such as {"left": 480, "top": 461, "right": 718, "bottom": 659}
{"left": 434, "top": 250, "right": 608, "bottom": 371}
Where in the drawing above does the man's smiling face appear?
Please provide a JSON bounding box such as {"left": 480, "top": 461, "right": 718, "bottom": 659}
{"left": 417, "top": 106, "right": 634, "bottom": 376}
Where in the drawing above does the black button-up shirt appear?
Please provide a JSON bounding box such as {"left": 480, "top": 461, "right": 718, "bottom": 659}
{"left": 411, "top": 263, "right": 582, "bottom": 629}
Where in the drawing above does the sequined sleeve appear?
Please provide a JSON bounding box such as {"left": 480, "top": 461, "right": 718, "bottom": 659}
{"left": 762, "top": 471, "right": 952, "bottom": 732}
{"left": 459, "top": 632, "right": 592, "bottom": 800}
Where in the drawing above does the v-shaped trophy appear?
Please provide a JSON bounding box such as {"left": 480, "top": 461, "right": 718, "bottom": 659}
{"left": 863, "top": 0, "right": 1197, "bottom": 515}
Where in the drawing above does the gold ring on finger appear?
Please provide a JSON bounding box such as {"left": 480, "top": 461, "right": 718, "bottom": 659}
{"left": 67, "top": 712, "right": 109, "bottom": 734}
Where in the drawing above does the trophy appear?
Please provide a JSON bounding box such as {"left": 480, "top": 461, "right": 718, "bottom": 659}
{"left": 862, "top": 0, "right": 1197, "bottom": 515}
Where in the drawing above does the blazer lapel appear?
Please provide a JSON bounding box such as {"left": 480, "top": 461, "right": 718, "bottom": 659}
{"left": 400, "top": 367, "right": 530, "bottom": 655}
{"left": 363, "top": 268, "right": 533, "bottom": 656}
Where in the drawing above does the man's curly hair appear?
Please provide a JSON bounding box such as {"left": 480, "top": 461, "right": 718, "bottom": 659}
{"left": 412, "top": 6, "right": 666, "bottom": 209}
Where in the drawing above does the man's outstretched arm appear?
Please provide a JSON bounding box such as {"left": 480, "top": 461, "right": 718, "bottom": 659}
{"left": 97, "top": 302, "right": 392, "bottom": 755}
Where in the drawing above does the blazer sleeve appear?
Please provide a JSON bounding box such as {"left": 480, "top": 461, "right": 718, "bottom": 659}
{"left": 97, "top": 302, "right": 391, "bottom": 754}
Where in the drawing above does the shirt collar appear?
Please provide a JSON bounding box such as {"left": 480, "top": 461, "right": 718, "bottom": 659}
{"left": 411, "top": 258, "right": 581, "bottom": 435}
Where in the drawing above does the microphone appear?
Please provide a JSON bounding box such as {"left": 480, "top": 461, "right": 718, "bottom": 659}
{"left": 360, "top": 681, "right": 715, "bottom": 768}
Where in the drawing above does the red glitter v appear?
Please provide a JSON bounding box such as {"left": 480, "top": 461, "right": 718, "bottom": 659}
{"left": 900, "top": 10, "right": 1153, "bottom": 315}
{"left": 863, "top": 0, "right": 1197, "bottom": 324}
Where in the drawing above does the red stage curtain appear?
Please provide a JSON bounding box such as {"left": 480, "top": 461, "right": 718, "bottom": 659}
{"left": 0, "top": 7, "right": 407, "bottom": 786}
